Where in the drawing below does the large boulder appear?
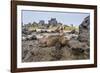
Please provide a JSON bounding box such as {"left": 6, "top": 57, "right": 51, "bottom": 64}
{"left": 78, "top": 16, "right": 90, "bottom": 46}
{"left": 68, "top": 39, "right": 89, "bottom": 59}
{"left": 39, "top": 35, "right": 69, "bottom": 47}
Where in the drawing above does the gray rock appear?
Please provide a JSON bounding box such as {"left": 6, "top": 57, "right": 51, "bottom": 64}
{"left": 48, "top": 18, "right": 58, "bottom": 26}
{"left": 26, "top": 35, "right": 37, "bottom": 40}
{"left": 78, "top": 16, "right": 90, "bottom": 46}
{"left": 68, "top": 39, "right": 89, "bottom": 54}
{"left": 22, "top": 35, "right": 37, "bottom": 41}
{"left": 39, "top": 20, "right": 45, "bottom": 25}
{"left": 70, "top": 29, "right": 78, "bottom": 34}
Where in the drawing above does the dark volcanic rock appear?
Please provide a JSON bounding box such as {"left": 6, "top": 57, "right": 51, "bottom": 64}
{"left": 26, "top": 35, "right": 37, "bottom": 40}
{"left": 78, "top": 16, "right": 90, "bottom": 46}
{"left": 48, "top": 18, "right": 58, "bottom": 26}
{"left": 70, "top": 29, "right": 78, "bottom": 35}
{"left": 68, "top": 40, "right": 87, "bottom": 51}
{"left": 39, "top": 20, "right": 45, "bottom": 25}
{"left": 22, "top": 35, "right": 37, "bottom": 41}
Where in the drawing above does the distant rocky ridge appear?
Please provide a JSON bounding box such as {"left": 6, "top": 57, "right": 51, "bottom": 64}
{"left": 23, "top": 18, "right": 67, "bottom": 29}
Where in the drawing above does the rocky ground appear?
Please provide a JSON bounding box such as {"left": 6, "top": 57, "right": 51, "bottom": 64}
{"left": 22, "top": 16, "right": 90, "bottom": 62}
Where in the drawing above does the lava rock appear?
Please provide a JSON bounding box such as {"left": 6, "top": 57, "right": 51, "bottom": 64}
{"left": 48, "top": 18, "right": 58, "bottom": 26}
{"left": 78, "top": 16, "right": 90, "bottom": 46}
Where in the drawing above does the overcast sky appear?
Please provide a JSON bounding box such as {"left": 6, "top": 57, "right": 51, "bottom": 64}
{"left": 22, "top": 10, "right": 89, "bottom": 26}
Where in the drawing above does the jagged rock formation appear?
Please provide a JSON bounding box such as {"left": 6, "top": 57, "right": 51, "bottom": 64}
{"left": 48, "top": 18, "right": 58, "bottom": 26}
{"left": 39, "top": 20, "right": 45, "bottom": 25}
{"left": 78, "top": 16, "right": 90, "bottom": 46}
{"left": 68, "top": 16, "right": 90, "bottom": 59}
